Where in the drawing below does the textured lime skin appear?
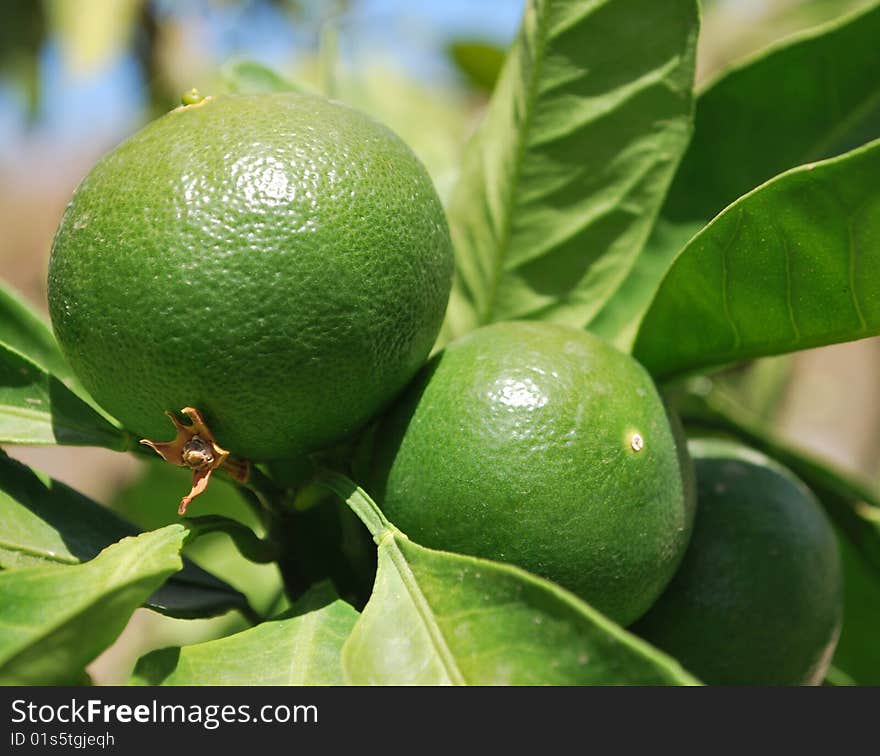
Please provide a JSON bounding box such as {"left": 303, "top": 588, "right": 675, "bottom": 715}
{"left": 48, "top": 93, "right": 453, "bottom": 460}
{"left": 634, "top": 439, "right": 843, "bottom": 685}
{"left": 365, "top": 321, "right": 692, "bottom": 625}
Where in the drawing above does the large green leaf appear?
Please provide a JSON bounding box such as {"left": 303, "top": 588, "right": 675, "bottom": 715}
{"left": 320, "top": 473, "right": 698, "bottom": 686}
{"left": 666, "top": 2, "right": 880, "bottom": 226}
{"left": 0, "top": 451, "right": 251, "bottom": 619}
{"left": 587, "top": 217, "right": 702, "bottom": 348}
{"left": 443, "top": 0, "right": 698, "bottom": 339}
{"left": 0, "top": 283, "right": 70, "bottom": 379}
{"left": 591, "top": 3, "right": 880, "bottom": 349}
{"left": 633, "top": 140, "right": 880, "bottom": 380}
{"left": 130, "top": 581, "right": 358, "bottom": 685}
{"left": 0, "top": 341, "right": 127, "bottom": 448}
{"left": 0, "top": 525, "right": 185, "bottom": 685}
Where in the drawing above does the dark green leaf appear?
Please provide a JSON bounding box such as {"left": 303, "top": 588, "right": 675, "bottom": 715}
{"left": 130, "top": 581, "right": 358, "bottom": 685}
{"left": 633, "top": 140, "right": 880, "bottom": 380}
{"left": 320, "top": 473, "right": 699, "bottom": 686}
{"left": 183, "top": 515, "right": 278, "bottom": 563}
{"left": 145, "top": 566, "right": 254, "bottom": 621}
{"left": 0, "top": 283, "right": 70, "bottom": 379}
{"left": 0, "top": 342, "right": 127, "bottom": 448}
{"left": 220, "top": 57, "right": 304, "bottom": 95}
{"left": 444, "top": 0, "right": 698, "bottom": 338}
{"left": 0, "top": 451, "right": 251, "bottom": 619}
{"left": 831, "top": 534, "right": 880, "bottom": 685}
{"left": 592, "top": 3, "right": 880, "bottom": 349}
{"left": 587, "top": 218, "right": 702, "bottom": 349}
{"left": 446, "top": 40, "right": 506, "bottom": 93}
{"left": 666, "top": 2, "right": 880, "bottom": 225}
{"left": 0, "top": 526, "right": 185, "bottom": 685}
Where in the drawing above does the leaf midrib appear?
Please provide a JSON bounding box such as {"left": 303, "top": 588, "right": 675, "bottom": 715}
{"left": 0, "top": 538, "right": 79, "bottom": 566}
{"left": 483, "top": 0, "right": 553, "bottom": 324}
{"left": 0, "top": 568, "right": 131, "bottom": 668}
{"left": 383, "top": 536, "right": 467, "bottom": 686}
{"left": 287, "top": 609, "right": 319, "bottom": 685}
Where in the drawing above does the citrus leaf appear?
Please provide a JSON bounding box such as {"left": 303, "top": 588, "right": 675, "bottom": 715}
{"left": 831, "top": 535, "right": 880, "bottom": 685}
{"left": 444, "top": 0, "right": 698, "bottom": 339}
{"left": 220, "top": 57, "right": 305, "bottom": 95}
{"left": 320, "top": 473, "right": 699, "bottom": 686}
{"left": 109, "top": 459, "right": 284, "bottom": 617}
{"left": 182, "top": 515, "right": 278, "bottom": 564}
{"left": 633, "top": 139, "right": 880, "bottom": 380}
{"left": 0, "top": 450, "right": 251, "bottom": 619}
{"left": 0, "top": 283, "right": 71, "bottom": 379}
{"left": 587, "top": 217, "right": 702, "bottom": 349}
{"left": 0, "top": 341, "right": 127, "bottom": 449}
{"left": 666, "top": 2, "right": 880, "bottom": 226}
{"left": 675, "top": 384, "right": 880, "bottom": 581}
{"left": 446, "top": 40, "right": 506, "bottom": 93}
{"left": 130, "top": 581, "right": 358, "bottom": 685}
{"left": 591, "top": 3, "right": 880, "bottom": 350}
{"left": 0, "top": 525, "right": 185, "bottom": 685}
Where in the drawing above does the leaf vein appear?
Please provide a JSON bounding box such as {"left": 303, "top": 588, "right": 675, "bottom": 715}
{"left": 385, "top": 542, "right": 467, "bottom": 685}
{"left": 483, "top": 0, "right": 554, "bottom": 323}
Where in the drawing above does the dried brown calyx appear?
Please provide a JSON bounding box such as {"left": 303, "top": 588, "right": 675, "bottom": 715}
{"left": 140, "top": 407, "right": 249, "bottom": 515}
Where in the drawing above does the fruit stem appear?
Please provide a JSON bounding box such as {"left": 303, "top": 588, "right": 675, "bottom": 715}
{"left": 140, "top": 407, "right": 249, "bottom": 515}
{"left": 313, "top": 470, "right": 394, "bottom": 543}
{"left": 238, "top": 603, "right": 264, "bottom": 627}
{"left": 182, "top": 514, "right": 280, "bottom": 563}
{"left": 244, "top": 464, "right": 289, "bottom": 515}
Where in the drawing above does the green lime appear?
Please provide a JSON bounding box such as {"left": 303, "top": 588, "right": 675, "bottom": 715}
{"left": 48, "top": 92, "right": 453, "bottom": 461}
{"left": 633, "top": 438, "right": 843, "bottom": 685}
{"left": 363, "top": 321, "right": 693, "bottom": 625}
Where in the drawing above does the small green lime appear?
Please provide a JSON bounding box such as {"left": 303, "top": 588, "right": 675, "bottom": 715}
{"left": 364, "top": 321, "right": 693, "bottom": 625}
{"left": 48, "top": 92, "right": 453, "bottom": 460}
{"left": 633, "top": 438, "right": 843, "bottom": 685}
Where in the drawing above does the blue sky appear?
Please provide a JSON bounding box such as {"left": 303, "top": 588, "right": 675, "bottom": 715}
{"left": 0, "top": 0, "right": 522, "bottom": 149}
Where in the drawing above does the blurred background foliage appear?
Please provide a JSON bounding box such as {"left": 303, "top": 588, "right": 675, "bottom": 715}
{"left": 1, "top": 0, "right": 878, "bottom": 683}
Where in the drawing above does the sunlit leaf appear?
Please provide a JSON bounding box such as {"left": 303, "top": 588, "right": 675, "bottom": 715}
{"left": 130, "top": 581, "right": 357, "bottom": 685}
{"left": 0, "top": 283, "right": 70, "bottom": 380}
{"left": 0, "top": 526, "right": 185, "bottom": 685}
{"left": 321, "top": 473, "right": 699, "bottom": 686}
{"left": 0, "top": 342, "right": 127, "bottom": 449}
{"left": 634, "top": 140, "right": 880, "bottom": 380}
{"left": 593, "top": 3, "right": 880, "bottom": 349}
{"left": 444, "top": 0, "right": 698, "bottom": 339}
{"left": 0, "top": 451, "right": 251, "bottom": 619}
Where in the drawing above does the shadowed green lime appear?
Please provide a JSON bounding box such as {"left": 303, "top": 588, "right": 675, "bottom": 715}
{"left": 364, "top": 321, "right": 692, "bottom": 626}
{"left": 634, "top": 438, "right": 843, "bottom": 685}
{"left": 48, "top": 92, "right": 453, "bottom": 461}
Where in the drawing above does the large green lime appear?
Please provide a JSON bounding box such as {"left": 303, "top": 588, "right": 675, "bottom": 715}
{"left": 364, "top": 321, "right": 693, "bottom": 625}
{"left": 633, "top": 438, "right": 843, "bottom": 685}
{"left": 48, "top": 92, "right": 453, "bottom": 461}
